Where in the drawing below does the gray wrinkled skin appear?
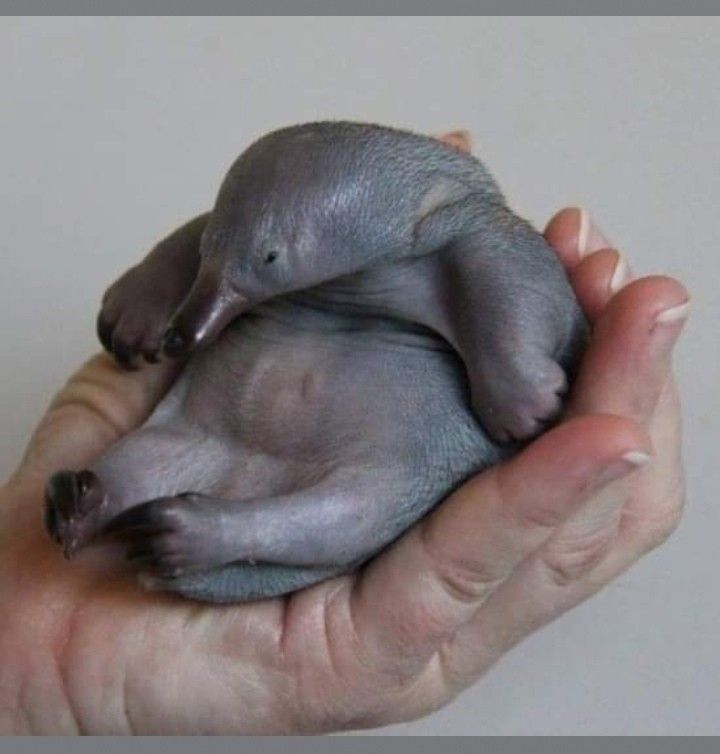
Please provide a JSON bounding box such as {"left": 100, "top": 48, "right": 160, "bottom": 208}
{"left": 44, "top": 122, "right": 587, "bottom": 602}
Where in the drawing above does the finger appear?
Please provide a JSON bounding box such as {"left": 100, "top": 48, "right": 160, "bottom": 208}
{"left": 434, "top": 130, "right": 473, "bottom": 153}
{"left": 499, "top": 278, "right": 688, "bottom": 626}
{"left": 554, "top": 276, "right": 687, "bottom": 543}
{"left": 441, "top": 473, "right": 639, "bottom": 689}
{"left": 438, "top": 220, "right": 687, "bottom": 690}
{"left": 349, "top": 414, "right": 651, "bottom": 678}
{"left": 616, "top": 378, "right": 685, "bottom": 550}
{"left": 544, "top": 208, "right": 631, "bottom": 322}
{"left": 544, "top": 207, "right": 612, "bottom": 269}
{"left": 444, "top": 395, "right": 680, "bottom": 686}
{"left": 568, "top": 248, "right": 632, "bottom": 323}
{"left": 569, "top": 275, "right": 689, "bottom": 424}
{"left": 17, "top": 353, "right": 181, "bottom": 481}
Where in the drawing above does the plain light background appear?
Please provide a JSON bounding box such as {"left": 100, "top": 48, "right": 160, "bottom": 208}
{"left": 1, "top": 17, "right": 718, "bottom": 735}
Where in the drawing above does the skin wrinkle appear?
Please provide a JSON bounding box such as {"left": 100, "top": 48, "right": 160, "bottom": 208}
{"left": 619, "top": 483, "right": 685, "bottom": 552}
{"left": 540, "top": 525, "right": 620, "bottom": 587}
{"left": 419, "top": 503, "right": 509, "bottom": 604}
{"left": 9, "top": 677, "right": 32, "bottom": 735}
{"left": 51, "top": 599, "right": 86, "bottom": 735}
{"left": 47, "top": 393, "right": 129, "bottom": 443}
{"left": 120, "top": 621, "right": 142, "bottom": 735}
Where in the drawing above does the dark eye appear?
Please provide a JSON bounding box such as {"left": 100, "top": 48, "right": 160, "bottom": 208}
{"left": 264, "top": 250, "right": 279, "bottom": 265}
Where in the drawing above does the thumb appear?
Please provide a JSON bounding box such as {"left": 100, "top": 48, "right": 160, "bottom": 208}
{"left": 13, "top": 353, "right": 179, "bottom": 486}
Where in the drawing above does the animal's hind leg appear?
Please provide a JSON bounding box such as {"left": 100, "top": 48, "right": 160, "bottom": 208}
{"left": 104, "top": 470, "right": 409, "bottom": 581}
{"left": 45, "top": 421, "right": 230, "bottom": 558}
{"left": 105, "top": 474, "right": 387, "bottom": 602}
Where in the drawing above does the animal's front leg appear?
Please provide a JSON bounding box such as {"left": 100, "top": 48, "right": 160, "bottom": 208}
{"left": 434, "top": 214, "right": 587, "bottom": 443}
{"left": 103, "top": 477, "right": 389, "bottom": 577}
{"left": 97, "top": 213, "right": 208, "bottom": 367}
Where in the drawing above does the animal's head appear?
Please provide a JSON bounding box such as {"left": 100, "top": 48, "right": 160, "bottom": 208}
{"left": 162, "top": 126, "right": 472, "bottom": 356}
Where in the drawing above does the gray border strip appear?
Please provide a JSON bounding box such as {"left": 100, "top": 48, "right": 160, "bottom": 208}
{"left": 0, "top": 733, "right": 719, "bottom": 747}
{"left": 1, "top": 4, "right": 720, "bottom": 15}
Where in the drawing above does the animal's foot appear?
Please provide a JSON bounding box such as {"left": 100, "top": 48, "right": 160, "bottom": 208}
{"left": 473, "top": 354, "right": 568, "bottom": 443}
{"left": 104, "top": 494, "right": 232, "bottom": 578}
{"left": 44, "top": 470, "right": 108, "bottom": 557}
{"left": 97, "top": 263, "right": 193, "bottom": 368}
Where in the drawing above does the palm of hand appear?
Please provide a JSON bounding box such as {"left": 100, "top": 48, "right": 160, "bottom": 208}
{"left": 0, "top": 208, "right": 686, "bottom": 734}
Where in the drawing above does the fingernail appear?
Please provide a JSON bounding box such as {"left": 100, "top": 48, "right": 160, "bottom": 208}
{"left": 592, "top": 451, "right": 651, "bottom": 490}
{"left": 621, "top": 450, "right": 652, "bottom": 467}
{"left": 577, "top": 208, "right": 612, "bottom": 258}
{"left": 609, "top": 253, "right": 631, "bottom": 294}
{"left": 655, "top": 301, "right": 690, "bottom": 326}
{"left": 650, "top": 300, "right": 690, "bottom": 360}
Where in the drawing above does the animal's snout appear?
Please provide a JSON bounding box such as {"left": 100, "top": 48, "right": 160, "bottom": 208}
{"left": 162, "top": 270, "right": 250, "bottom": 357}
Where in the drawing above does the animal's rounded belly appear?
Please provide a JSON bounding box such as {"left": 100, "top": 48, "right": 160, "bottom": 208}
{"left": 176, "top": 319, "right": 409, "bottom": 461}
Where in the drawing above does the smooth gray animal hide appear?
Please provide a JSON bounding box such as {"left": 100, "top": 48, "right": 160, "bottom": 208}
{"left": 44, "top": 122, "right": 587, "bottom": 603}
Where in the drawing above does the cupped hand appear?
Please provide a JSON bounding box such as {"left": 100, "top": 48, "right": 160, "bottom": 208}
{"left": 0, "top": 207, "right": 687, "bottom": 734}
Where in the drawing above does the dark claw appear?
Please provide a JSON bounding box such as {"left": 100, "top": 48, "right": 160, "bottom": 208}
{"left": 63, "top": 538, "right": 79, "bottom": 560}
{"left": 162, "top": 327, "right": 189, "bottom": 358}
{"left": 76, "top": 469, "right": 95, "bottom": 497}
{"left": 45, "top": 470, "right": 81, "bottom": 518}
{"left": 104, "top": 500, "right": 174, "bottom": 537}
{"left": 44, "top": 498, "right": 60, "bottom": 541}
{"left": 126, "top": 542, "right": 184, "bottom": 577}
{"left": 44, "top": 469, "right": 106, "bottom": 556}
{"left": 111, "top": 337, "right": 138, "bottom": 370}
{"left": 96, "top": 312, "right": 114, "bottom": 352}
{"left": 46, "top": 469, "right": 104, "bottom": 516}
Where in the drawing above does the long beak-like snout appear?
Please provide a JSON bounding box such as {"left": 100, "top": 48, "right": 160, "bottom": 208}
{"left": 162, "top": 270, "right": 249, "bottom": 357}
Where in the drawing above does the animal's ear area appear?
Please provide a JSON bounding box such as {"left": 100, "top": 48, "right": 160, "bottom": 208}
{"left": 434, "top": 130, "right": 473, "bottom": 153}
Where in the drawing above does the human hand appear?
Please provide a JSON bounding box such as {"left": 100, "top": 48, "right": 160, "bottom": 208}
{"left": 0, "top": 206, "right": 687, "bottom": 734}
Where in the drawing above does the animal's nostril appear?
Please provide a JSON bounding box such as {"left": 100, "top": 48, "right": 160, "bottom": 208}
{"left": 162, "top": 327, "right": 190, "bottom": 357}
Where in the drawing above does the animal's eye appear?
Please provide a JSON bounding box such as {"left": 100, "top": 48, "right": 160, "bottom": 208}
{"left": 264, "top": 250, "right": 279, "bottom": 265}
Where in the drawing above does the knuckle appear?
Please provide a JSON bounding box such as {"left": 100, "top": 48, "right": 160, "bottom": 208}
{"left": 382, "top": 597, "right": 451, "bottom": 661}
{"left": 637, "top": 504, "right": 684, "bottom": 553}
{"left": 520, "top": 501, "right": 568, "bottom": 530}
{"left": 420, "top": 526, "right": 505, "bottom": 604}
{"left": 541, "top": 531, "right": 615, "bottom": 587}
{"left": 631, "top": 480, "right": 686, "bottom": 555}
{"left": 432, "top": 558, "right": 506, "bottom": 604}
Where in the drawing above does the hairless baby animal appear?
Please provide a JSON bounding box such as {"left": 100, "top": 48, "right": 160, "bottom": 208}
{"left": 44, "top": 122, "right": 587, "bottom": 602}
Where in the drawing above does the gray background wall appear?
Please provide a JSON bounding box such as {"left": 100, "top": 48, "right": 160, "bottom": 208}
{"left": 1, "top": 17, "right": 717, "bottom": 735}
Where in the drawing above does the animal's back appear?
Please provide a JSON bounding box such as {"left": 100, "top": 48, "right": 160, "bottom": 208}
{"left": 221, "top": 120, "right": 506, "bottom": 261}
{"left": 251, "top": 120, "right": 503, "bottom": 195}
